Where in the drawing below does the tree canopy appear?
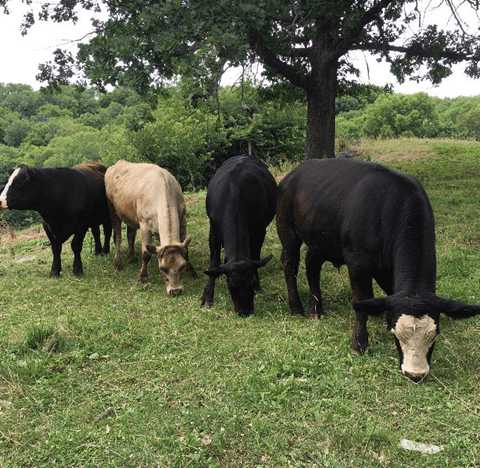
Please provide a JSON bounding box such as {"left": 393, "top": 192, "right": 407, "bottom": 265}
{"left": 2, "top": 0, "right": 480, "bottom": 158}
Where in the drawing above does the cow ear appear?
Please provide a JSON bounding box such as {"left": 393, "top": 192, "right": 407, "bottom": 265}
{"left": 146, "top": 244, "right": 158, "bottom": 255}
{"left": 182, "top": 235, "right": 192, "bottom": 249}
{"left": 352, "top": 297, "right": 392, "bottom": 316}
{"left": 253, "top": 254, "right": 273, "bottom": 269}
{"left": 436, "top": 297, "right": 480, "bottom": 319}
{"left": 204, "top": 265, "right": 228, "bottom": 278}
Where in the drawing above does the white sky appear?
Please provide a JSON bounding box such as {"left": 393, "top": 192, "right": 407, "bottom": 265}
{"left": 0, "top": 2, "right": 479, "bottom": 98}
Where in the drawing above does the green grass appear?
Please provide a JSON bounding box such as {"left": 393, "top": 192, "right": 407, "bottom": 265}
{"left": 1, "top": 139, "right": 480, "bottom": 467}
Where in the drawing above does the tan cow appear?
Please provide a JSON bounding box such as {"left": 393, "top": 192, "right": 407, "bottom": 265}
{"left": 105, "top": 160, "right": 196, "bottom": 296}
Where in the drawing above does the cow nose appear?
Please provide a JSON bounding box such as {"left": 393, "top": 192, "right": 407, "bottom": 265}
{"left": 168, "top": 288, "right": 183, "bottom": 297}
{"left": 403, "top": 370, "right": 427, "bottom": 382}
{"left": 236, "top": 308, "right": 253, "bottom": 317}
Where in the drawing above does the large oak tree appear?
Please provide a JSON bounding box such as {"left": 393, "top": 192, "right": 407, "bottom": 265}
{"left": 2, "top": 0, "right": 480, "bottom": 158}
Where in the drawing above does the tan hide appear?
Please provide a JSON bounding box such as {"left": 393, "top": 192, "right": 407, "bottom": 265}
{"left": 105, "top": 160, "right": 195, "bottom": 295}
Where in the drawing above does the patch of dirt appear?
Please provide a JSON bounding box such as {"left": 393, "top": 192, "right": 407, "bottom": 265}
{"left": 466, "top": 239, "right": 480, "bottom": 249}
{"left": 0, "top": 229, "right": 46, "bottom": 247}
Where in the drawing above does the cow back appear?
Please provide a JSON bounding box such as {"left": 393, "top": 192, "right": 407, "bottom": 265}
{"left": 206, "top": 156, "right": 277, "bottom": 236}
{"left": 105, "top": 160, "right": 186, "bottom": 243}
{"left": 277, "top": 158, "right": 436, "bottom": 293}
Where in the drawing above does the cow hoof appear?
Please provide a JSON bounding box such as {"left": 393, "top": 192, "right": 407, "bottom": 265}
{"left": 49, "top": 271, "right": 61, "bottom": 278}
{"left": 139, "top": 276, "right": 148, "bottom": 283}
{"left": 73, "top": 270, "right": 84, "bottom": 277}
{"left": 292, "top": 311, "right": 308, "bottom": 318}
{"left": 198, "top": 300, "right": 213, "bottom": 309}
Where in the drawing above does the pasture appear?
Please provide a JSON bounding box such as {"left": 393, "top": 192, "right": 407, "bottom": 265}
{"left": 1, "top": 138, "right": 480, "bottom": 467}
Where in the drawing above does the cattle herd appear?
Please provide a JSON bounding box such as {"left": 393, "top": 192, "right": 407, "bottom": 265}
{"left": 1, "top": 155, "right": 480, "bottom": 382}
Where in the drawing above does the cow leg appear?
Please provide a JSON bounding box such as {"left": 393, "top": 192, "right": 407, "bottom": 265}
{"left": 43, "top": 223, "right": 62, "bottom": 277}
{"left": 91, "top": 225, "right": 103, "bottom": 255}
{"left": 199, "top": 230, "right": 221, "bottom": 308}
{"left": 127, "top": 226, "right": 138, "bottom": 263}
{"left": 49, "top": 242, "right": 63, "bottom": 277}
{"left": 250, "top": 230, "right": 266, "bottom": 292}
{"left": 139, "top": 226, "right": 152, "bottom": 283}
{"left": 110, "top": 207, "right": 124, "bottom": 271}
{"left": 179, "top": 214, "right": 197, "bottom": 279}
{"left": 184, "top": 249, "right": 198, "bottom": 279}
{"left": 346, "top": 257, "right": 374, "bottom": 354}
{"left": 102, "top": 218, "right": 112, "bottom": 255}
{"left": 305, "top": 248, "right": 324, "bottom": 319}
{"left": 71, "top": 227, "right": 89, "bottom": 276}
{"left": 279, "top": 232, "right": 306, "bottom": 317}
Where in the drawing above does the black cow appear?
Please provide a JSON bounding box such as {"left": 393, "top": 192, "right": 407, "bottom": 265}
{"left": 199, "top": 156, "right": 277, "bottom": 316}
{"left": 276, "top": 158, "right": 480, "bottom": 381}
{"left": 0, "top": 161, "right": 112, "bottom": 277}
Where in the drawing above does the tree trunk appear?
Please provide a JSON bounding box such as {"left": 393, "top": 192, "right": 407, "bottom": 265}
{"left": 305, "top": 61, "right": 338, "bottom": 159}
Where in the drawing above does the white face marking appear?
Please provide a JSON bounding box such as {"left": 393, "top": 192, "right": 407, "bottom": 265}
{"left": 392, "top": 314, "right": 437, "bottom": 378}
{"left": 0, "top": 168, "right": 21, "bottom": 210}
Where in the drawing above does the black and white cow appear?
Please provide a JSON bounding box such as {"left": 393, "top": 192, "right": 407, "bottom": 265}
{"left": 199, "top": 156, "right": 277, "bottom": 316}
{"left": 276, "top": 158, "right": 480, "bottom": 381}
{"left": 0, "top": 161, "right": 111, "bottom": 276}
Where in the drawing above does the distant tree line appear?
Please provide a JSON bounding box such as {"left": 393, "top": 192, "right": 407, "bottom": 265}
{"left": 0, "top": 80, "right": 479, "bottom": 227}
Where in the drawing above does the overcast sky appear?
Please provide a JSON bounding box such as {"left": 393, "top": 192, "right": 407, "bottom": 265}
{"left": 1, "top": 3, "right": 479, "bottom": 98}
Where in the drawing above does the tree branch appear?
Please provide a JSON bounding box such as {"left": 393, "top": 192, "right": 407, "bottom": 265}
{"left": 248, "top": 30, "right": 310, "bottom": 89}
{"left": 353, "top": 41, "right": 476, "bottom": 61}
{"left": 335, "top": 0, "right": 401, "bottom": 57}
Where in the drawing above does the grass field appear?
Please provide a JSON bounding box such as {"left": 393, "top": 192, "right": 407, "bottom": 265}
{"left": 1, "top": 138, "right": 480, "bottom": 467}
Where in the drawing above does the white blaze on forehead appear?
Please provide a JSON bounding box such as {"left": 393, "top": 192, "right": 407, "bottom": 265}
{"left": 0, "top": 168, "right": 21, "bottom": 210}
{"left": 392, "top": 314, "right": 437, "bottom": 377}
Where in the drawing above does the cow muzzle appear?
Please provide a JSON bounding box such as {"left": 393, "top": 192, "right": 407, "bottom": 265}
{"left": 235, "top": 308, "right": 253, "bottom": 317}
{"left": 403, "top": 369, "right": 428, "bottom": 382}
{"left": 401, "top": 361, "right": 430, "bottom": 382}
{"left": 167, "top": 286, "right": 183, "bottom": 297}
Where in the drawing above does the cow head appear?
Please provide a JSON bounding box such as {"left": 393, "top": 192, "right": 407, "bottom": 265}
{"left": 146, "top": 235, "right": 192, "bottom": 297}
{"left": 353, "top": 293, "right": 480, "bottom": 382}
{"left": 204, "top": 255, "right": 272, "bottom": 317}
{"left": 0, "top": 165, "right": 39, "bottom": 211}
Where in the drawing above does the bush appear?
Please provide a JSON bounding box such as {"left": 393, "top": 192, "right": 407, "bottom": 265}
{"left": 363, "top": 93, "right": 442, "bottom": 139}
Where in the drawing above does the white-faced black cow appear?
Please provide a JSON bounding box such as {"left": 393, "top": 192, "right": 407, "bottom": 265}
{"left": 105, "top": 160, "right": 197, "bottom": 296}
{"left": 199, "top": 156, "right": 277, "bottom": 317}
{"left": 0, "top": 161, "right": 112, "bottom": 277}
{"left": 276, "top": 158, "right": 480, "bottom": 381}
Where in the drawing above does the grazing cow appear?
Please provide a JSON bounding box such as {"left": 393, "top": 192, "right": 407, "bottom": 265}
{"left": 0, "top": 161, "right": 111, "bottom": 276}
{"left": 105, "top": 160, "right": 196, "bottom": 296}
{"left": 199, "top": 156, "right": 277, "bottom": 316}
{"left": 276, "top": 158, "right": 480, "bottom": 381}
